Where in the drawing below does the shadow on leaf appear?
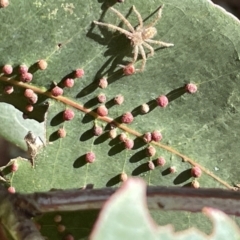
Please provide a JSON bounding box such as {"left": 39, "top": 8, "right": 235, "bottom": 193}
{"left": 50, "top": 111, "right": 64, "bottom": 126}
{"left": 129, "top": 149, "right": 146, "bottom": 163}
{"left": 94, "top": 132, "right": 109, "bottom": 145}
{"left": 108, "top": 142, "right": 125, "bottom": 156}
{"left": 167, "top": 86, "right": 186, "bottom": 102}
{"left": 73, "top": 155, "right": 87, "bottom": 168}
{"left": 80, "top": 128, "right": 95, "bottom": 142}
{"left": 49, "top": 131, "right": 59, "bottom": 142}
{"left": 132, "top": 162, "right": 149, "bottom": 176}
{"left": 106, "top": 173, "right": 120, "bottom": 187}
{"left": 173, "top": 169, "right": 192, "bottom": 185}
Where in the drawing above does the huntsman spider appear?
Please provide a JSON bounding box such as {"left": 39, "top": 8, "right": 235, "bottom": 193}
{"left": 93, "top": 5, "right": 174, "bottom": 72}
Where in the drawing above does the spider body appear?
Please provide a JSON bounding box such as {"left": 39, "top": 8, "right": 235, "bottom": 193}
{"left": 94, "top": 5, "right": 174, "bottom": 72}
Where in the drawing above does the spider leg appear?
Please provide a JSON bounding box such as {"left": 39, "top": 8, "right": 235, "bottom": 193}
{"left": 110, "top": 7, "right": 135, "bottom": 32}
{"left": 138, "top": 45, "right": 147, "bottom": 72}
{"left": 142, "top": 42, "right": 154, "bottom": 57}
{"left": 132, "top": 5, "right": 143, "bottom": 29}
{"left": 93, "top": 21, "right": 132, "bottom": 37}
{"left": 145, "top": 39, "right": 174, "bottom": 47}
{"left": 146, "top": 5, "right": 164, "bottom": 28}
{"left": 132, "top": 45, "right": 139, "bottom": 63}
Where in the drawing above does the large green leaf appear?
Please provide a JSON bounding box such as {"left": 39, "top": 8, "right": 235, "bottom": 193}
{"left": 1, "top": 0, "right": 240, "bottom": 238}
{"left": 90, "top": 178, "right": 240, "bottom": 240}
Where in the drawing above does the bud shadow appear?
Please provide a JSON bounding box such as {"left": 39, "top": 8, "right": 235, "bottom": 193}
{"left": 162, "top": 167, "right": 172, "bottom": 176}
{"left": 173, "top": 169, "right": 192, "bottom": 185}
{"left": 80, "top": 128, "right": 95, "bottom": 142}
{"left": 106, "top": 174, "right": 120, "bottom": 187}
{"left": 94, "top": 132, "right": 109, "bottom": 145}
{"left": 50, "top": 111, "right": 64, "bottom": 126}
{"left": 82, "top": 112, "right": 95, "bottom": 124}
{"left": 108, "top": 136, "right": 120, "bottom": 147}
{"left": 84, "top": 97, "right": 99, "bottom": 109}
{"left": 49, "top": 131, "right": 59, "bottom": 142}
{"left": 73, "top": 154, "right": 87, "bottom": 168}
{"left": 182, "top": 182, "right": 193, "bottom": 187}
{"left": 108, "top": 142, "right": 125, "bottom": 156}
{"left": 132, "top": 138, "right": 145, "bottom": 150}
{"left": 105, "top": 98, "right": 115, "bottom": 109}
{"left": 132, "top": 162, "right": 149, "bottom": 176}
{"left": 129, "top": 149, "right": 146, "bottom": 163}
{"left": 166, "top": 86, "right": 186, "bottom": 103}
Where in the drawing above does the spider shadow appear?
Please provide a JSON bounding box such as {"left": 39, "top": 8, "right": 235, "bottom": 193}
{"left": 77, "top": 8, "right": 134, "bottom": 99}
{"left": 80, "top": 5, "right": 166, "bottom": 99}
{"left": 97, "top": 0, "right": 120, "bottom": 10}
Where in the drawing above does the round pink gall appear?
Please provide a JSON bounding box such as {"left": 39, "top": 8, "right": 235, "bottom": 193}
{"left": 8, "top": 186, "right": 15, "bottom": 194}
{"left": 93, "top": 125, "right": 103, "bottom": 136}
{"left": 141, "top": 103, "right": 149, "bottom": 114}
{"left": 191, "top": 179, "right": 200, "bottom": 188}
{"left": 97, "top": 105, "right": 108, "bottom": 117}
{"left": 64, "top": 78, "right": 74, "bottom": 88}
{"left": 148, "top": 161, "right": 155, "bottom": 170}
{"left": 19, "top": 64, "right": 28, "bottom": 74}
{"left": 170, "top": 166, "right": 177, "bottom": 173}
{"left": 2, "top": 64, "right": 13, "bottom": 75}
{"left": 98, "top": 78, "right": 108, "bottom": 89}
{"left": 122, "top": 63, "right": 135, "bottom": 76}
{"left": 37, "top": 59, "right": 48, "bottom": 70}
{"left": 20, "top": 72, "right": 33, "bottom": 82}
{"left": 119, "top": 132, "right": 127, "bottom": 142}
{"left": 28, "top": 93, "right": 38, "bottom": 104}
{"left": 156, "top": 157, "right": 166, "bottom": 167}
{"left": 156, "top": 95, "right": 168, "bottom": 108}
{"left": 51, "top": 86, "right": 63, "bottom": 97}
{"left": 124, "top": 138, "right": 134, "bottom": 149}
{"left": 97, "top": 93, "right": 106, "bottom": 103}
{"left": 191, "top": 166, "right": 202, "bottom": 178}
{"left": 4, "top": 85, "right": 13, "bottom": 94}
{"left": 146, "top": 145, "right": 156, "bottom": 157}
{"left": 121, "top": 112, "right": 134, "bottom": 124}
{"left": 57, "top": 224, "right": 66, "bottom": 233}
{"left": 109, "top": 129, "right": 117, "bottom": 139}
{"left": 24, "top": 89, "right": 34, "bottom": 98}
{"left": 0, "top": 0, "right": 9, "bottom": 8}
{"left": 143, "top": 132, "right": 152, "bottom": 143}
{"left": 11, "top": 162, "right": 18, "bottom": 172}
{"left": 151, "top": 130, "right": 162, "bottom": 142}
{"left": 186, "top": 83, "right": 197, "bottom": 94}
{"left": 25, "top": 104, "right": 34, "bottom": 112}
{"left": 75, "top": 68, "right": 84, "bottom": 78}
{"left": 120, "top": 172, "right": 128, "bottom": 182}
{"left": 64, "top": 234, "right": 75, "bottom": 240}
{"left": 54, "top": 215, "right": 62, "bottom": 223}
{"left": 114, "top": 94, "right": 124, "bottom": 105}
{"left": 57, "top": 128, "right": 66, "bottom": 138}
{"left": 63, "top": 109, "right": 75, "bottom": 121}
{"left": 85, "top": 152, "right": 96, "bottom": 163}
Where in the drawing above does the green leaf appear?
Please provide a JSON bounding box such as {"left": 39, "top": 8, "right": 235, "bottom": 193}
{"left": 90, "top": 178, "right": 240, "bottom": 240}
{"left": 0, "top": 0, "right": 240, "bottom": 238}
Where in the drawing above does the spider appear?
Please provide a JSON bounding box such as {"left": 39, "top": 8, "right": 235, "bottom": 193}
{"left": 93, "top": 5, "right": 174, "bottom": 72}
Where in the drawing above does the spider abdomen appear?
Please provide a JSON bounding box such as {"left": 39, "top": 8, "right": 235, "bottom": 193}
{"left": 142, "top": 27, "right": 157, "bottom": 41}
